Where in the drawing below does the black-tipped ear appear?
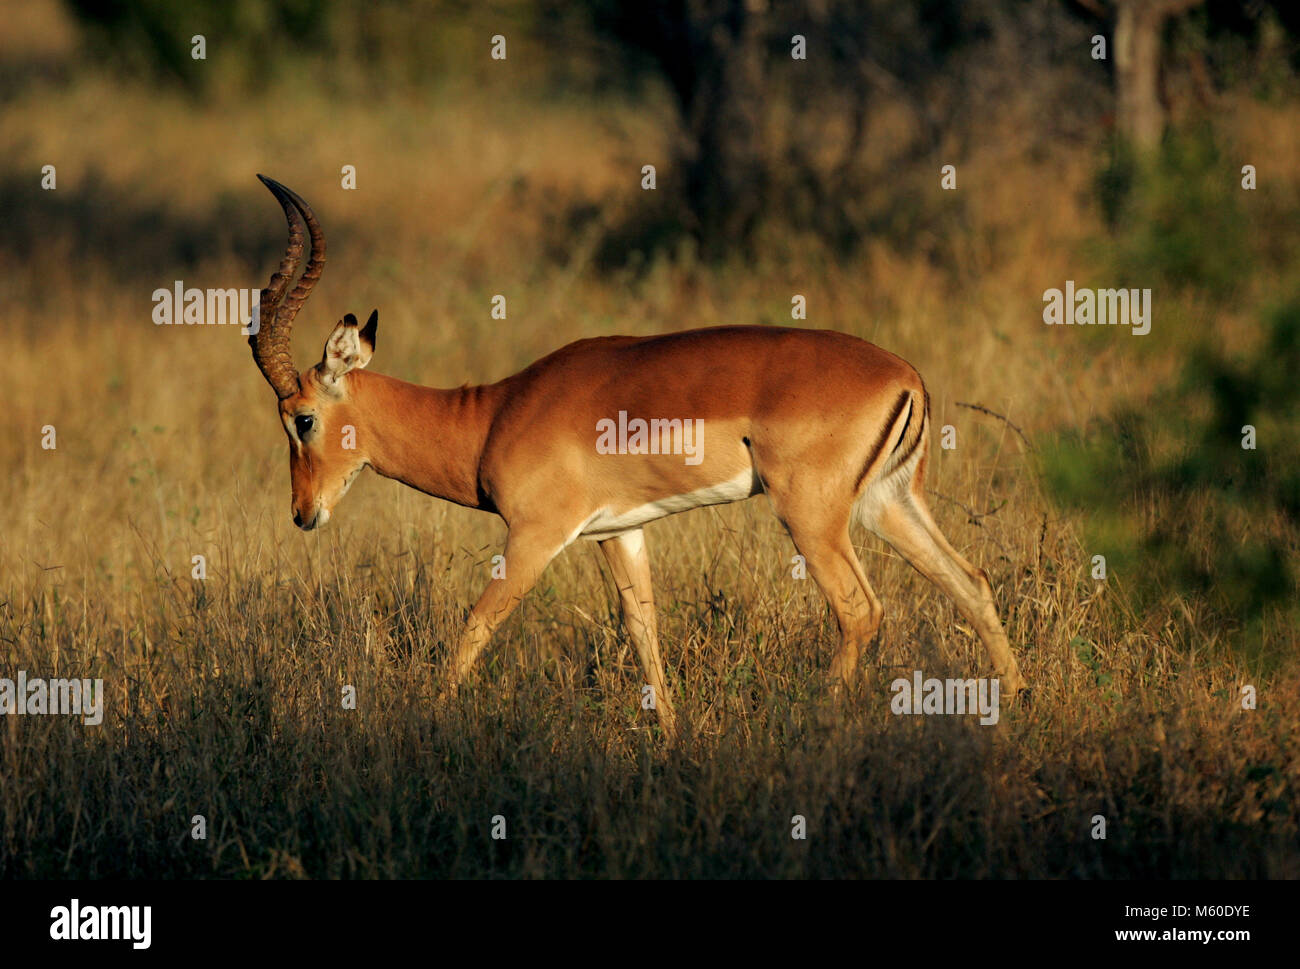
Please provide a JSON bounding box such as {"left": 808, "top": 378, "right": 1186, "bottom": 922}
{"left": 360, "top": 309, "right": 378, "bottom": 350}
{"left": 343, "top": 312, "right": 359, "bottom": 328}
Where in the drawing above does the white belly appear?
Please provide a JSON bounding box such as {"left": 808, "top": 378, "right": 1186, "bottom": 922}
{"left": 579, "top": 468, "right": 761, "bottom": 540}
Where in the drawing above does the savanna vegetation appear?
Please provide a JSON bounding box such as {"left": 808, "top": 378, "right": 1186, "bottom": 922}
{"left": 0, "top": 0, "right": 1296, "bottom": 877}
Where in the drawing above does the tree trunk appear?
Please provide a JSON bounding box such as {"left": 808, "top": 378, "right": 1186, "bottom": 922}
{"left": 683, "top": 0, "right": 768, "bottom": 254}
{"left": 1112, "top": 0, "right": 1203, "bottom": 152}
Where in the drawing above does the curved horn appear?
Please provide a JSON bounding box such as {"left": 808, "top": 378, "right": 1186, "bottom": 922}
{"left": 250, "top": 174, "right": 326, "bottom": 399}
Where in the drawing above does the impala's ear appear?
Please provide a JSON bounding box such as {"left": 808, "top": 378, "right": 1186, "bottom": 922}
{"left": 320, "top": 312, "right": 374, "bottom": 385}
{"left": 360, "top": 309, "right": 378, "bottom": 353}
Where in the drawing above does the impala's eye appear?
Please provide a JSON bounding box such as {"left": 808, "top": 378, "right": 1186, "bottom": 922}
{"left": 294, "top": 414, "right": 314, "bottom": 438}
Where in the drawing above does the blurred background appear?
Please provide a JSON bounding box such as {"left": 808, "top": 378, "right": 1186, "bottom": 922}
{"left": 1, "top": 0, "right": 1297, "bottom": 877}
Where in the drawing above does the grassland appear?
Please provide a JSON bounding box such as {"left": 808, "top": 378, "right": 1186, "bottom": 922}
{"left": 1, "top": 1, "right": 1296, "bottom": 878}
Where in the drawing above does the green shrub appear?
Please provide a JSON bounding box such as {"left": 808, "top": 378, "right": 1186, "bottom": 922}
{"left": 1092, "top": 127, "right": 1250, "bottom": 304}
{"left": 1041, "top": 301, "right": 1300, "bottom": 667}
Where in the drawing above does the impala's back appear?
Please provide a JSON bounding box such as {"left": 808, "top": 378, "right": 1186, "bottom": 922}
{"left": 477, "top": 324, "right": 926, "bottom": 538}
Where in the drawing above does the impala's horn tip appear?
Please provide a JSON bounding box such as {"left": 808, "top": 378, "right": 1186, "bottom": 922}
{"left": 257, "top": 173, "right": 290, "bottom": 198}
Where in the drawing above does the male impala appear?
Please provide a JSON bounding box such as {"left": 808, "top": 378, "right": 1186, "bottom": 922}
{"left": 248, "top": 175, "right": 1026, "bottom": 740}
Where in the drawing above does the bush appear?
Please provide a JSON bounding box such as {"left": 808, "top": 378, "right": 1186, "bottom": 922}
{"left": 64, "top": 0, "right": 334, "bottom": 92}
{"left": 1040, "top": 300, "right": 1300, "bottom": 667}
{"left": 1092, "top": 127, "right": 1250, "bottom": 303}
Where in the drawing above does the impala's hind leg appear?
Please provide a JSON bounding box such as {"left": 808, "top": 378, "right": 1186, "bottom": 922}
{"left": 871, "top": 485, "right": 1026, "bottom": 693}
{"left": 599, "top": 528, "right": 679, "bottom": 742}
{"left": 770, "top": 500, "right": 883, "bottom": 691}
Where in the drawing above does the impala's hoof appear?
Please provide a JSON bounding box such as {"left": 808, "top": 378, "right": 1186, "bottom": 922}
{"left": 1001, "top": 672, "right": 1029, "bottom": 698}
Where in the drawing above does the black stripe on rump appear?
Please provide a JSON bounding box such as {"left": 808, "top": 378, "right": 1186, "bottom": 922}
{"left": 854, "top": 390, "right": 911, "bottom": 493}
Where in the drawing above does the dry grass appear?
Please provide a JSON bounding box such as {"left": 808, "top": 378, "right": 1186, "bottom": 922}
{"left": 1, "top": 2, "right": 1296, "bottom": 878}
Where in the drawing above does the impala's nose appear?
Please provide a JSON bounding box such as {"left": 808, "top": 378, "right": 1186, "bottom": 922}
{"left": 293, "top": 505, "right": 328, "bottom": 530}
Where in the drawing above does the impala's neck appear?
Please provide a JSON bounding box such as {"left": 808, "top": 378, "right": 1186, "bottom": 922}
{"left": 347, "top": 369, "right": 501, "bottom": 510}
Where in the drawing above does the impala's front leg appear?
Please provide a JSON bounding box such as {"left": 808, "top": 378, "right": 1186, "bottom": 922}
{"left": 599, "top": 528, "right": 679, "bottom": 742}
{"left": 443, "top": 523, "right": 570, "bottom": 694}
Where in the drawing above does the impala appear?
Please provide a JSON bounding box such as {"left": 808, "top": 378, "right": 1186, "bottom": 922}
{"left": 248, "top": 175, "right": 1027, "bottom": 740}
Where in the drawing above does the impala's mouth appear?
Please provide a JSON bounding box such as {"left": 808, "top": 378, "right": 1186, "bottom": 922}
{"left": 293, "top": 505, "right": 330, "bottom": 530}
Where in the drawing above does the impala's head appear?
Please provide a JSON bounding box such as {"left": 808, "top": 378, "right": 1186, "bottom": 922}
{"left": 249, "top": 174, "right": 379, "bottom": 530}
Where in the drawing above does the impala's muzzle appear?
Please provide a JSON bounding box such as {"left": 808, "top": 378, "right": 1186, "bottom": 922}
{"left": 293, "top": 504, "right": 329, "bottom": 530}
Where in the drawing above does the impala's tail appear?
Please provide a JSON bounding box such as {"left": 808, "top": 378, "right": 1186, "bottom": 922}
{"left": 856, "top": 384, "right": 928, "bottom": 484}
{"left": 888, "top": 385, "right": 929, "bottom": 477}
{"left": 852, "top": 384, "right": 929, "bottom": 529}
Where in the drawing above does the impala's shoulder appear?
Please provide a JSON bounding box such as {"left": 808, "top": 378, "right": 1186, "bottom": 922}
{"left": 555, "top": 334, "right": 644, "bottom": 354}
{"left": 499, "top": 335, "right": 637, "bottom": 383}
